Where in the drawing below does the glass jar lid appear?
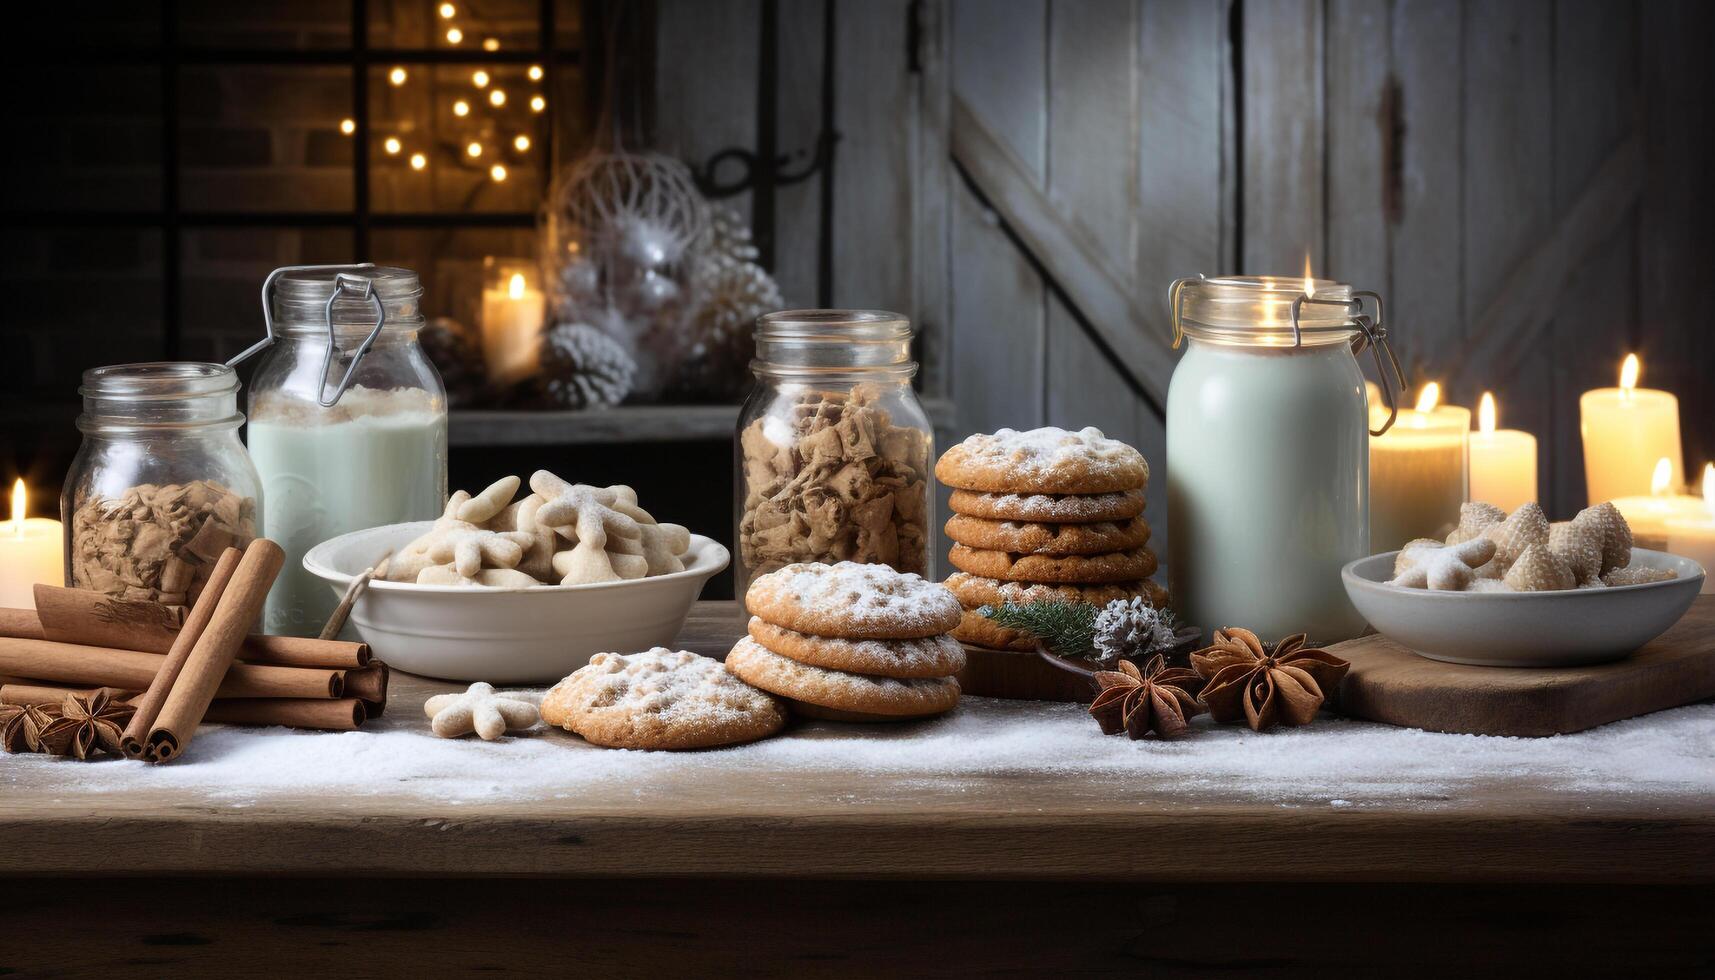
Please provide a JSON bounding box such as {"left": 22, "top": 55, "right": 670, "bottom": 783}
{"left": 752, "top": 309, "right": 917, "bottom": 377}
{"left": 272, "top": 264, "right": 423, "bottom": 331}
{"left": 1170, "top": 275, "right": 1360, "bottom": 348}
{"left": 77, "top": 362, "right": 244, "bottom": 432}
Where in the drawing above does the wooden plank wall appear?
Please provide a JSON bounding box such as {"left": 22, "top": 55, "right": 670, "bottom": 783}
{"left": 947, "top": 0, "right": 1714, "bottom": 525}
{"left": 647, "top": 0, "right": 1711, "bottom": 548}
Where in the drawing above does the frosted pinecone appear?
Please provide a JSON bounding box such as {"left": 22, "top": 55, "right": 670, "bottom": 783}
{"left": 1091, "top": 597, "right": 1177, "bottom": 663}
{"left": 539, "top": 322, "right": 636, "bottom": 409}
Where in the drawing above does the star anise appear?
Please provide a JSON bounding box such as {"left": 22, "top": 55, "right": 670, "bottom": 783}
{"left": 35, "top": 689, "right": 135, "bottom": 760}
{"left": 1088, "top": 654, "right": 1204, "bottom": 739}
{"left": 1191, "top": 628, "right": 1348, "bottom": 732}
{"left": 3, "top": 703, "right": 38, "bottom": 753}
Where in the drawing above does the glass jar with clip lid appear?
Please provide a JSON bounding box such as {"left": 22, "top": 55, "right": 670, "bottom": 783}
{"left": 230, "top": 264, "right": 448, "bottom": 637}
{"left": 1164, "top": 274, "right": 1404, "bottom": 644}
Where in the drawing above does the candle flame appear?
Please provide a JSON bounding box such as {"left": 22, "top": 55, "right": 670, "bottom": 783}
{"left": 1619, "top": 353, "right": 1640, "bottom": 392}
{"left": 507, "top": 273, "right": 526, "bottom": 300}
{"left": 9, "top": 478, "right": 23, "bottom": 526}
{"left": 1415, "top": 382, "right": 1440, "bottom": 413}
{"left": 1302, "top": 254, "right": 1315, "bottom": 297}
{"left": 1478, "top": 392, "right": 1497, "bottom": 433}
{"left": 1651, "top": 457, "right": 1672, "bottom": 497}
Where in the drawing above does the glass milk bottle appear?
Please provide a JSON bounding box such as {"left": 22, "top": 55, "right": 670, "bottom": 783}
{"left": 232, "top": 264, "right": 448, "bottom": 636}
{"left": 1165, "top": 276, "right": 1402, "bottom": 645}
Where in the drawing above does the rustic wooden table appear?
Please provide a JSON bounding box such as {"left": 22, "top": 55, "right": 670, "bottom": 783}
{"left": 4, "top": 600, "right": 1712, "bottom": 977}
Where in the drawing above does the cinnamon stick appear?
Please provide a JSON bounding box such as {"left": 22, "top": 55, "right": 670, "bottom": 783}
{"left": 22, "top": 586, "right": 370, "bottom": 669}
{"left": 120, "top": 547, "right": 241, "bottom": 759}
{"left": 203, "top": 698, "right": 366, "bottom": 732}
{"left": 340, "top": 662, "right": 390, "bottom": 717}
{"left": 149, "top": 538, "right": 285, "bottom": 762}
{"left": 2, "top": 683, "right": 364, "bottom": 732}
{"left": 0, "top": 637, "right": 341, "bottom": 699}
{"left": 1, "top": 682, "right": 124, "bottom": 706}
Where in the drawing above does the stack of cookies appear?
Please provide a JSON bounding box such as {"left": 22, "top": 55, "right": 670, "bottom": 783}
{"left": 936, "top": 426, "right": 1168, "bottom": 654}
{"left": 726, "top": 561, "right": 966, "bottom": 721}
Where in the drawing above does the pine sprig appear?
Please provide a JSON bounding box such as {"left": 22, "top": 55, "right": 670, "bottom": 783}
{"left": 978, "top": 601, "right": 1099, "bottom": 657}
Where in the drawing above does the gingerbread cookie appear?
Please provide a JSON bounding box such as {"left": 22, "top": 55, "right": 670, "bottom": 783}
{"left": 541, "top": 649, "right": 786, "bottom": 750}
{"left": 747, "top": 617, "right": 965, "bottom": 679}
{"left": 943, "top": 572, "right": 1169, "bottom": 610}
{"left": 947, "top": 488, "right": 1145, "bottom": 523}
{"left": 948, "top": 544, "right": 1157, "bottom": 584}
{"left": 944, "top": 514, "right": 1150, "bottom": 556}
{"left": 935, "top": 427, "right": 1148, "bottom": 494}
{"left": 745, "top": 561, "right": 962, "bottom": 638}
{"left": 725, "top": 637, "right": 961, "bottom": 718}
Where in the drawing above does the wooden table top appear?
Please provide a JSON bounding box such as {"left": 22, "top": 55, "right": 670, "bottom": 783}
{"left": 3, "top": 601, "right": 1712, "bottom": 883}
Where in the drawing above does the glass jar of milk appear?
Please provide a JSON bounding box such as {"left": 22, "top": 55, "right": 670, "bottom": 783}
{"left": 240, "top": 265, "right": 447, "bottom": 636}
{"left": 1165, "top": 276, "right": 1402, "bottom": 645}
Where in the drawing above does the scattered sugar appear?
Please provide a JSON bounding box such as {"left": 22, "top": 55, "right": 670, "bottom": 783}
{"left": 8, "top": 699, "right": 1712, "bottom": 808}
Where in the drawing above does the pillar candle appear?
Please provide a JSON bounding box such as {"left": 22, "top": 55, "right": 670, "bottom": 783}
{"left": 1612, "top": 458, "right": 1709, "bottom": 550}
{"left": 1467, "top": 392, "right": 1537, "bottom": 512}
{"left": 1580, "top": 354, "right": 1683, "bottom": 505}
{"left": 0, "top": 480, "right": 64, "bottom": 609}
{"left": 481, "top": 266, "right": 546, "bottom": 386}
{"left": 1370, "top": 383, "right": 1469, "bottom": 552}
{"left": 1665, "top": 464, "right": 1715, "bottom": 594}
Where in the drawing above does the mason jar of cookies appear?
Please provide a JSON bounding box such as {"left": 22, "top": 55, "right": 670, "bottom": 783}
{"left": 61, "top": 362, "right": 261, "bottom": 620}
{"left": 735, "top": 310, "right": 933, "bottom": 605}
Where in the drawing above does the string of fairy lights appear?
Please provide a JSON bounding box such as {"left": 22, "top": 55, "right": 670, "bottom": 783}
{"left": 338, "top": 2, "right": 548, "bottom": 184}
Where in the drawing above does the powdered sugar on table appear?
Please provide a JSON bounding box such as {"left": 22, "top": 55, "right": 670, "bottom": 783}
{"left": 8, "top": 698, "right": 1711, "bottom": 808}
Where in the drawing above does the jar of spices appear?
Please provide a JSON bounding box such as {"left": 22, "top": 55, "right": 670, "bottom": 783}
{"left": 62, "top": 362, "right": 262, "bottom": 619}
{"left": 234, "top": 264, "right": 447, "bottom": 636}
{"left": 1165, "top": 275, "right": 1403, "bottom": 644}
{"left": 735, "top": 310, "right": 934, "bottom": 605}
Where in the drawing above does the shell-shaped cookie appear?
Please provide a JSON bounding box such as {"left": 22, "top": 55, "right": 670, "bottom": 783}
{"left": 1574, "top": 501, "right": 1633, "bottom": 575}
{"left": 1483, "top": 502, "right": 1549, "bottom": 566}
{"left": 1446, "top": 501, "right": 1508, "bottom": 545}
{"left": 1602, "top": 564, "right": 1676, "bottom": 587}
{"left": 1503, "top": 543, "right": 1575, "bottom": 592}
{"left": 1548, "top": 520, "right": 1603, "bottom": 586}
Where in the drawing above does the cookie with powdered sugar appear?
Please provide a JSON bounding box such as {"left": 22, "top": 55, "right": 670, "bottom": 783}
{"left": 935, "top": 427, "right": 1148, "bottom": 494}
{"left": 945, "top": 513, "right": 1151, "bottom": 556}
{"left": 746, "top": 617, "right": 966, "bottom": 679}
{"left": 745, "top": 561, "right": 962, "bottom": 639}
{"left": 947, "top": 488, "right": 1145, "bottom": 523}
{"left": 725, "top": 637, "right": 961, "bottom": 719}
{"left": 541, "top": 648, "right": 785, "bottom": 750}
{"left": 948, "top": 543, "right": 1158, "bottom": 584}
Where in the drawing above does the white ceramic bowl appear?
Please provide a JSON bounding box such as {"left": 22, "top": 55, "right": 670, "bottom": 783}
{"left": 1341, "top": 548, "right": 1704, "bottom": 667}
{"left": 304, "top": 521, "right": 730, "bottom": 683}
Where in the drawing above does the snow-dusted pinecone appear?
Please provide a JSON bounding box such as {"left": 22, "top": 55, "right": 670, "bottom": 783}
{"left": 1091, "top": 596, "right": 1177, "bottom": 663}
{"left": 539, "top": 322, "right": 636, "bottom": 409}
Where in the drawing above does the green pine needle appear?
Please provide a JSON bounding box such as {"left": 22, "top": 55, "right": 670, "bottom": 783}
{"left": 978, "top": 600, "right": 1099, "bottom": 658}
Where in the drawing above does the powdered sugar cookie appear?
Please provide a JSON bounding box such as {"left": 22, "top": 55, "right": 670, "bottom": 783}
{"left": 725, "top": 637, "right": 961, "bottom": 718}
{"left": 747, "top": 617, "right": 965, "bottom": 679}
{"left": 948, "top": 544, "right": 1158, "bottom": 584}
{"left": 541, "top": 648, "right": 786, "bottom": 750}
{"left": 943, "top": 572, "right": 1168, "bottom": 611}
{"left": 745, "top": 561, "right": 963, "bottom": 639}
{"left": 947, "top": 488, "right": 1145, "bottom": 523}
{"left": 936, "top": 427, "right": 1148, "bottom": 494}
{"left": 945, "top": 514, "right": 1150, "bottom": 556}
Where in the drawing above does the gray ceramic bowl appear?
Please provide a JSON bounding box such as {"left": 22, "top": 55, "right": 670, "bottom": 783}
{"left": 1341, "top": 548, "right": 1704, "bottom": 667}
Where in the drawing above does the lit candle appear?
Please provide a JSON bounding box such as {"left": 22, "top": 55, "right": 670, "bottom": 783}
{"left": 481, "top": 263, "right": 546, "bottom": 386}
{"left": 1612, "top": 457, "right": 1710, "bottom": 550}
{"left": 1466, "top": 392, "right": 1537, "bottom": 512}
{"left": 1369, "top": 382, "right": 1470, "bottom": 552}
{"left": 1665, "top": 464, "right": 1715, "bottom": 594}
{"left": 0, "top": 479, "right": 65, "bottom": 609}
{"left": 1580, "top": 353, "right": 1683, "bottom": 506}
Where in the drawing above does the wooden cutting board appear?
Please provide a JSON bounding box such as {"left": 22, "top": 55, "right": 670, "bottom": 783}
{"left": 1330, "top": 596, "right": 1715, "bottom": 736}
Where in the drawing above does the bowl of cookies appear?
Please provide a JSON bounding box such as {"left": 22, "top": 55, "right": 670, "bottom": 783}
{"left": 1343, "top": 501, "right": 1704, "bottom": 667}
{"left": 303, "top": 471, "right": 729, "bottom": 684}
